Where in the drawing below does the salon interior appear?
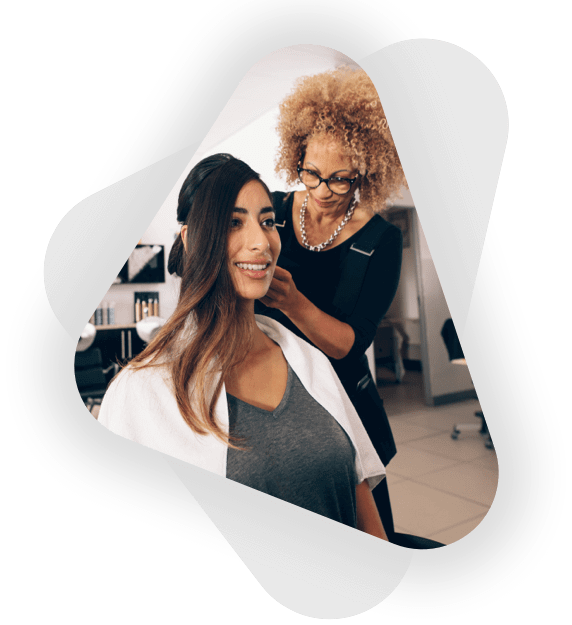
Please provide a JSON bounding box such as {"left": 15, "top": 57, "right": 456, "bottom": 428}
{"left": 76, "top": 46, "right": 498, "bottom": 546}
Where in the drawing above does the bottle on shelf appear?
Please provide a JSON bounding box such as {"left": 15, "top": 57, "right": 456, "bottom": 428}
{"left": 94, "top": 305, "right": 103, "bottom": 326}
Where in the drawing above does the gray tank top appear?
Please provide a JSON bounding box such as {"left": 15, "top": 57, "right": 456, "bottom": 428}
{"left": 226, "top": 362, "right": 358, "bottom": 527}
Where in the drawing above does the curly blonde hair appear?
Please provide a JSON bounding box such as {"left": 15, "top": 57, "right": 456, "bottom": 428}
{"left": 275, "top": 67, "right": 407, "bottom": 210}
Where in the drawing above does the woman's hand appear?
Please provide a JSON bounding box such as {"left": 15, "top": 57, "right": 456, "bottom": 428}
{"left": 259, "top": 266, "right": 355, "bottom": 360}
{"left": 259, "top": 266, "right": 300, "bottom": 316}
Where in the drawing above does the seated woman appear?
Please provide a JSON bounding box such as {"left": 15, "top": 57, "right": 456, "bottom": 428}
{"left": 98, "top": 153, "right": 387, "bottom": 538}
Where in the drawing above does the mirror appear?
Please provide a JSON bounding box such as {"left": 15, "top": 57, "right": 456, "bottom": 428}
{"left": 113, "top": 244, "right": 165, "bottom": 284}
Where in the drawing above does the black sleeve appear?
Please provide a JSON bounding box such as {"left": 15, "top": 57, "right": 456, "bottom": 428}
{"left": 343, "top": 224, "right": 403, "bottom": 360}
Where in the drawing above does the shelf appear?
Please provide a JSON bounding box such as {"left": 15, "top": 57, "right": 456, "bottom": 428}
{"left": 93, "top": 324, "right": 137, "bottom": 330}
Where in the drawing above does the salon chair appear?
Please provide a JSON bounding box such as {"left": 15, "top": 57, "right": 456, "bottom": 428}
{"left": 441, "top": 319, "right": 493, "bottom": 449}
{"left": 75, "top": 323, "right": 118, "bottom": 415}
{"left": 370, "top": 479, "right": 444, "bottom": 549}
{"left": 74, "top": 348, "right": 117, "bottom": 414}
{"left": 390, "top": 530, "right": 444, "bottom": 549}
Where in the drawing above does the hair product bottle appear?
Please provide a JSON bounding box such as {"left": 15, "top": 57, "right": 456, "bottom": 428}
{"left": 135, "top": 298, "right": 142, "bottom": 322}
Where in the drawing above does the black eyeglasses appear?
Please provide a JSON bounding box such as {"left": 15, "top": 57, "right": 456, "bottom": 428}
{"left": 297, "top": 165, "right": 358, "bottom": 196}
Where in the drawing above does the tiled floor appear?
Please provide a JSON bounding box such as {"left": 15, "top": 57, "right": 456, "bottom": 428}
{"left": 377, "top": 367, "right": 498, "bottom": 545}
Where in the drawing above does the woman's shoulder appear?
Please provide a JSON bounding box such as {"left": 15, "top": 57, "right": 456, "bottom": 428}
{"left": 271, "top": 190, "right": 294, "bottom": 206}
{"left": 100, "top": 363, "right": 172, "bottom": 416}
{"left": 271, "top": 190, "right": 290, "bottom": 201}
{"left": 357, "top": 211, "right": 403, "bottom": 249}
{"left": 255, "top": 315, "right": 332, "bottom": 368}
{"left": 271, "top": 190, "right": 303, "bottom": 200}
{"left": 97, "top": 361, "right": 186, "bottom": 445}
{"left": 271, "top": 190, "right": 296, "bottom": 221}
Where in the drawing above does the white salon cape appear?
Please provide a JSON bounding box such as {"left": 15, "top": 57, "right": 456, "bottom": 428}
{"left": 98, "top": 315, "right": 386, "bottom": 489}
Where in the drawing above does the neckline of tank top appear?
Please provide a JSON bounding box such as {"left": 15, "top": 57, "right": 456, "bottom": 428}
{"left": 226, "top": 362, "right": 293, "bottom": 417}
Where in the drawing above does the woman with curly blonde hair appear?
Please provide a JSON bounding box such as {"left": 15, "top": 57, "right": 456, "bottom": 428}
{"left": 274, "top": 67, "right": 406, "bottom": 212}
{"left": 256, "top": 67, "right": 442, "bottom": 548}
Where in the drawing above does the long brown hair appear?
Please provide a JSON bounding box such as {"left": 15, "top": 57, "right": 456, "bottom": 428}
{"left": 129, "top": 154, "right": 272, "bottom": 444}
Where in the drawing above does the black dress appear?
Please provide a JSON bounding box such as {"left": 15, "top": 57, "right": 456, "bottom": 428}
{"left": 255, "top": 191, "right": 403, "bottom": 533}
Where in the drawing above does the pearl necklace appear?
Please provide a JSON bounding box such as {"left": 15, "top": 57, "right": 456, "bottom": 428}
{"left": 299, "top": 193, "right": 357, "bottom": 252}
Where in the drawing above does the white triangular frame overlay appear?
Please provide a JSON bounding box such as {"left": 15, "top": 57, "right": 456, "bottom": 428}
{"left": 3, "top": 0, "right": 569, "bottom": 622}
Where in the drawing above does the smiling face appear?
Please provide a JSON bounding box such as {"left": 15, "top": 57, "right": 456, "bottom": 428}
{"left": 226, "top": 180, "right": 280, "bottom": 303}
{"left": 302, "top": 136, "right": 360, "bottom": 217}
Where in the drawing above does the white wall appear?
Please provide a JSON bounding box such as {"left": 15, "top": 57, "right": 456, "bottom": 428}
{"left": 386, "top": 188, "right": 419, "bottom": 322}
{"left": 380, "top": 187, "right": 474, "bottom": 401}
{"left": 200, "top": 108, "right": 297, "bottom": 195}
{"left": 416, "top": 213, "right": 474, "bottom": 399}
